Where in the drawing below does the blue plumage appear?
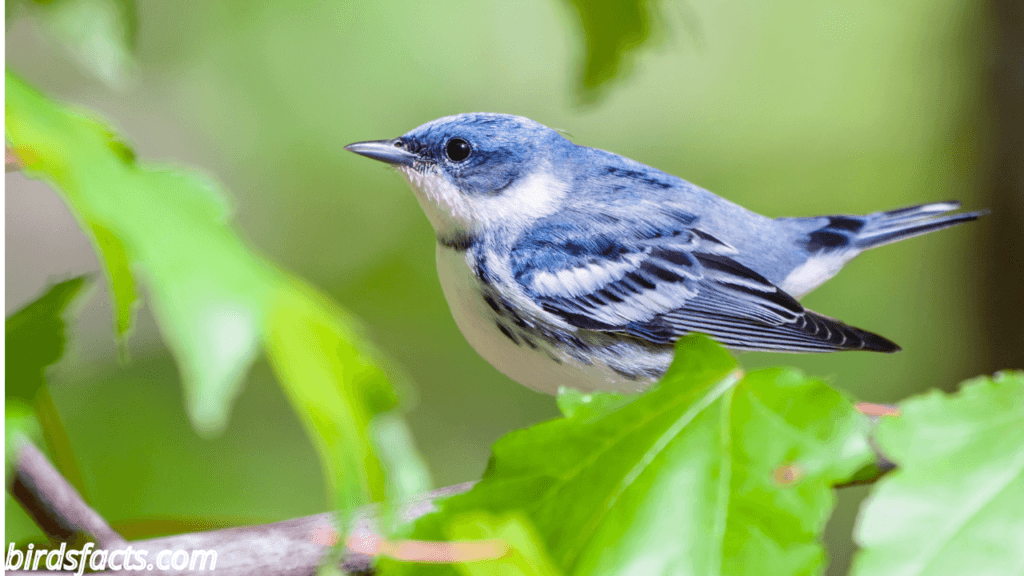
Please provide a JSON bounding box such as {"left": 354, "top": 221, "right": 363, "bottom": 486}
{"left": 346, "top": 113, "right": 987, "bottom": 394}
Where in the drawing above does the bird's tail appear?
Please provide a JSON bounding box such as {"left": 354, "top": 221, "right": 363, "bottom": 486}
{"left": 853, "top": 201, "right": 988, "bottom": 250}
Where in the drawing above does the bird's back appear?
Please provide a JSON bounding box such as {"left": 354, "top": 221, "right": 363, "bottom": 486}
{"left": 555, "top": 144, "right": 812, "bottom": 286}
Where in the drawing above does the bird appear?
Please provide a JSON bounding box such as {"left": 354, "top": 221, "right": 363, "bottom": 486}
{"left": 345, "top": 113, "right": 985, "bottom": 394}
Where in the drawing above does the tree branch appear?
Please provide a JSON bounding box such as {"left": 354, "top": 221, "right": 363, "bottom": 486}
{"left": 9, "top": 437, "right": 476, "bottom": 575}
{"left": 10, "top": 441, "right": 125, "bottom": 548}
{"left": 120, "top": 482, "right": 477, "bottom": 576}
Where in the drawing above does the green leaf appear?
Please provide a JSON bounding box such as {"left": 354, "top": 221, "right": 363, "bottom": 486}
{"left": 9, "top": 71, "right": 269, "bottom": 432}
{"left": 562, "top": 0, "right": 664, "bottom": 104}
{"left": 446, "top": 512, "right": 563, "bottom": 576}
{"left": 33, "top": 385, "right": 88, "bottom": 496}
{"left": 90, "top": 222, "right": 137, "bottom": 340}
{"left": 5, "top": 276, "right": 91, "bottom": 494}
{"left": 264, "top": 277, "right": 397, "bottom": 511}
{"left": 5, "top": 276, "right": 89, "bottom": 402}
{"left": 555, "top": 387, "right": 633, "bottom": 421}
{"left": 26, "top": 0, "right": 137, "bottom": 89}
{"left": 372, "top": 412, "right": 435, "bottom": 536}
{"left": 6, "top": 73, "right": 425, "bottom": 513}
{"left": 851, "top": 371, "right": 1024, "bottom": 576}
{"left": 388, "top": 336, "right": 873, "bottom": 576}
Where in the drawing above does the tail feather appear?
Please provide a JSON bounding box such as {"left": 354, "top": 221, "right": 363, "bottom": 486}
{"left": 798, "top": 201, "right": 987, "bottom": 255}
{"left": 854, "top": 201, "right": 988, "bottom": 249}
{"left": 784, "top": 201, "right": 986, "bottom": 296}
{"left": 871, "top": 200, "right": 962, "bottom": 221}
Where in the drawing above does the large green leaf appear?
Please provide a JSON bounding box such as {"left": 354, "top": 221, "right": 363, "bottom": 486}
{"left": 385, "top": 336, "right": 873, "bottom": 576}
{"left": 851, "top": 371, "right": 1024, "bottom": 576}
{"left": 5, "top": 73, "right": 427, "bottom": 513}
{"left": 8, "top": 73, "right": 270, "bottom": 432}
{"left": 562, "top": 0, "right": 665, "bottom": 103}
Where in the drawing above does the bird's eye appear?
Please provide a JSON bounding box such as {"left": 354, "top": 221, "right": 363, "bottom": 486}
{"left": 445, "top": 138, "right": 472, "bottom": 162}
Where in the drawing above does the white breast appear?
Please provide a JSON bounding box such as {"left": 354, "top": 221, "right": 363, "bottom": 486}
{"left": 435, "top": 245, "right": 657, "bottom": 394}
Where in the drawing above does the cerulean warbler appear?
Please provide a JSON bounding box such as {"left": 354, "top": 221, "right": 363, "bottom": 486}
{"left": 346, "top": 113, "right": 984, "bottom": 394}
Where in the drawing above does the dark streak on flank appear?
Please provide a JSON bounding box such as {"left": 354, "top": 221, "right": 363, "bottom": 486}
{"left": 483, "top": 294, "right": 501, "bottom": 314}
{"left": 438, "top": 231, "right": 477, "bottom": 252}
{"left": 496, "top": 322, "right": 520, "bottom": 346}
{"left": 609, "top": 365, "right": 641, "bottom": 381}
{"left": 506, "top": 306, "right": 531, "bottom": 329}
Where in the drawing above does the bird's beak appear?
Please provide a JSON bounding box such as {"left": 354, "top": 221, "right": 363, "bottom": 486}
{"left": 344, "top": 139, "right": 420, "bottom": 167}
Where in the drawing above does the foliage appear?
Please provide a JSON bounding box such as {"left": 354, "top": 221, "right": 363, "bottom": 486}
{"left": 851, "top": 371, "right": 1024, "bottom": 576}
{"left": 5, "top": 277, "right": 91, "bottom": 491}
{"left": 382, "top": 336, "right": 875, "bottom": 576}
{"left": 5, "top": 2, "right": 1019, "bottom": 575}
{"left": 562, "top": 0, "right": 665, "bottom": 103}
{"left": 7, "top": 0, "right": 136, "bottom": 88}
{"left": 6, "top": 276, "right": 89, "bottom": 404}
{"left": 9, "top": 0, "right": 669, "bottom": 102}
{"left": 5, "top": 74, "right": 429, "bottom": 516}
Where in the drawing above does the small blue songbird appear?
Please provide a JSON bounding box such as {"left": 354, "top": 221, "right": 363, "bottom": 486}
{"left": 346, "top": 113, "right": 985, "bottom": 394}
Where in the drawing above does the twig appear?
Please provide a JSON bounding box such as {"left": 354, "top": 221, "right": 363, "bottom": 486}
{"left": 9, "top": 438, "right": 476, "bottom": 575}
{"left": 114, "top": 482, "right": 477, "bottom": 576}
{"left": 855, "top": 402, "right": 901, "bottom": 417}
{"left": 7, "top": 147, "right": 22, "bottom": 172}
{"left": 10, "top": 441, "right": 126, "bottom": 548}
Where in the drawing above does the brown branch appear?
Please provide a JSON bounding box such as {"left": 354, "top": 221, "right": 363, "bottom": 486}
{"left": 111, "top": 483, "right": 476, "bottom": 576}
{"left": 854, "top": 402, "right": 900, "bottom": 418}
{"left": 7, "top": 146, "right": 23, "bottom": 172}
{"left": 10, "top": 441, "right": 126, "bottom": 548}
{"left": 9, "top": 438, "right": 477, "bottom": 575}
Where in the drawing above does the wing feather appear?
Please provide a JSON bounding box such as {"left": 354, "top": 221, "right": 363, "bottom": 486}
{"left": 510, "top": 214, "right": 899, "bottom": 353}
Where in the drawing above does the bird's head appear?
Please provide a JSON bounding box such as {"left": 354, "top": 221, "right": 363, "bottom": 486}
{"left": 346, "top": 113, "right": 573, "bottom": 243}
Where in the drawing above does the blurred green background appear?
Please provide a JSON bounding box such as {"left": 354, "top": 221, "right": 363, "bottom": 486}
{"left": 6, "top": 0, "right": 1018, "bottom": 573}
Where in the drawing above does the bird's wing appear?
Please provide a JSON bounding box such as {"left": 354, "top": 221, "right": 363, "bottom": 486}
{"left": 509, "top": 211, "right": 899, "bottom": 353}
